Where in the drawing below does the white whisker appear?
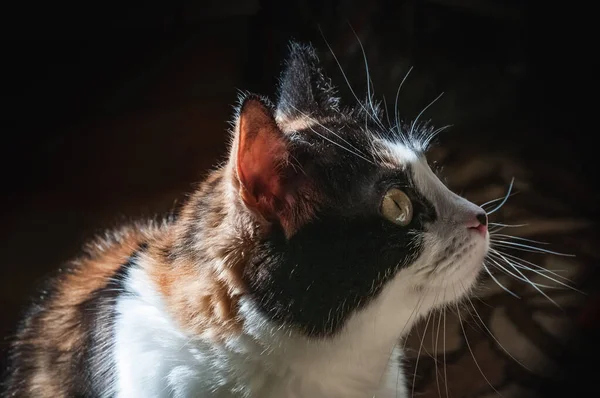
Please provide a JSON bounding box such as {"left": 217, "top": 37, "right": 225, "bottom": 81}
{"left": 489, "top": 249, "right": 584, "bottom": 294}
{"left": 489, "top": 248, "right": 575, "bottom": 283}
{"left": 304, "top": 125, "right": 375, "bottom": 165}
{"left": 489, "top": 250, "right": 562, "bottom": 309}
{"left": 288, "top": 104, "right": 372, "bottom": 159}
{"left": 463, "top": 293, "right": 531, "bottom": 371}
{"left": 319, "top": 30, "right": 385, "bottom": 130}
{"left": 434, "top": 310, "right": 443, "bottom": 398}
{"left": 442, "top": 306, "right": 449, "bottom": 398}
{"left": 348, "top": 23, "right": 379, "bottom": 123}
{"left": 489, "top": 222, "right": 528, "bottom": 228}
{"left": 491, "top": 240, "right": 575, "bottom": 257}
{"left": 382, "top": 95, "right": 392, "bottom": 128}
{"left": 396, "top": 294, "right": 427, "bottom": 396}
{"left": 409, "top": 93, "right": 444, "bottom": 143}
{"left": 491, "top": 234, "right": 549, "bottom": 245}
{"left": 394, "top": 66, "right": 414, "bottom": 139}
{"left": 410, "top": 295, "right": 436, "bottom": 398}
{"left": 480, "top": 192, "right": 519, "bottom": 209}
{"left": 487, "top": 254, "right": 556, "bottom": 289}
{"left": 483, "top": 263, "right": 520, "bottom": 298}
{"left": 486, "top": 177, "right": 515, "bottom": 215}
{"left": 455, "top": 298, "right": 503, "bottom": 396}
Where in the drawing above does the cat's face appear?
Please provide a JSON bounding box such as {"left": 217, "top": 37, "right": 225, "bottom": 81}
{"left": 231, "top": 43, "right": 488, "bottom": 338}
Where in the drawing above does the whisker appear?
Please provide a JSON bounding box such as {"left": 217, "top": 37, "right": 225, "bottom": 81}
{"left": 489, "top": 249, "right": 575, "bottom": 283}
{"left": 434, "top": 310, "right": 443, "bottom": 398}
{"left": 400, "top": 292, "right": 430, "bottom": 351}
{"left": 489, "top": 249, "right": 584, "bottom": 294}
{"left": 488, "top": 225, "right": 508, "bottom": 234}
{"left": 382, "top": 95, "right": 392, "bottom": 128}
{"left": 492, "top": 242, "right": 549, "bottom": 255}
{"left": 473, "top": 295, "right": 494, "bottom": 309}
{"left": 483, "top": 263, "right": 520, "bottom": 298}
{"left": 442, "top": 306, "right": 449, "bottom": 398}
{"left": 394, "top": 66, "right": 414, "bottom": 139}
{"left": 463, "top": 293, "right": 531, "bottom": 371}
{"left": 396, "top": 294, "right": 428, "bottom": 396}
{"left": 409, "top": 93, "right": 445, "bottom": 143}
{"left": 489, "top": 222, "right": 528, "bottom": 228}
{"left": 422, "top": 125, "right": 452, "bottom": 150}
{"left": 462, "top": 303, "right": 489, "bottom": 335}
{"left": 491, "top": 234, "right": 549, "bottom": 245}
{"left": 348, "top": 23, "right": 379, "bottom": 122}
{"left": 318, "top": 28, "right": 385, "bottom": 130}
{"left": 411, "top": 302, "right": 435, "bottom": 398}
{"left": 489, "top": 250, "right": 562, "bottom": 310}
{"left": 491, "top": 240, "right": 575, "bottom": 257}
{"left": 305, "top": 125, "right": 375, "bottom": 165}
{"left": 486, "top": 177, "right": 515, "bottom": 215}
{"left": 288, "top": 104, "right": 372, "bottom": 159}
{"left": 504, "top": 262, "right": 580, "bottom": 293}
{"left": 487, "top": 254, "right": 557, "bottom": 289}
{"left": 480, "top": 191, "right": 520, "bottom": 209}
{"left": 455, "top": 299, "right": 504, "bottom": 396}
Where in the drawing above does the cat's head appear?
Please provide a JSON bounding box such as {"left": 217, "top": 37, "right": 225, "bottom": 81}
{"left": 227, "top": 42, "right": 489, "bottom": 339}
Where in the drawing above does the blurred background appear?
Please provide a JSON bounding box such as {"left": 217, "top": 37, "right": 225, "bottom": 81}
{"left": 0, "top": 1, "right": 597, "bottom": 397}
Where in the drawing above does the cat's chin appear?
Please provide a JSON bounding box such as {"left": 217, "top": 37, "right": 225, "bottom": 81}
{"left": 427, "top": 236, "right": 489, "bottom": 304}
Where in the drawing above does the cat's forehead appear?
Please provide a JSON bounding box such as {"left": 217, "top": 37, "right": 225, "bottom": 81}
{"left": 276, "top": 113, "right": 319, "bottom": 134}
{"left": 277, "top": 112, "right": 426, "bottom": 177}
{"left": 373, "top": 139, "right": 420, "bottom": 169}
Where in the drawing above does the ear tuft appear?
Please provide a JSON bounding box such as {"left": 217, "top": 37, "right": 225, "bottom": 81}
{"left": 276, "top": 41, "right": 340, "bottom": 121}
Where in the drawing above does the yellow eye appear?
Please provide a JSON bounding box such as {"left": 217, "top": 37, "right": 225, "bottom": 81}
{"left": 381, "top": 188, "right": 413, "bottom": 226}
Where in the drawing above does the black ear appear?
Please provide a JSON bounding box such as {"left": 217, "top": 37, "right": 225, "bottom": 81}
{"left": 276, "top": 42, "right": 340, "bottom": 121}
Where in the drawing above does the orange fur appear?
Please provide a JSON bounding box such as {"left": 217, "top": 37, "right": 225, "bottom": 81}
{"left": 147, "top": 169, "right": 252, "bottom": 341}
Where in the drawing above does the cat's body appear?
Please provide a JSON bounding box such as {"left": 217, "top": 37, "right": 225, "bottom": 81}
{"left": 4, "top": 42, "right": 489, "bottom": 397}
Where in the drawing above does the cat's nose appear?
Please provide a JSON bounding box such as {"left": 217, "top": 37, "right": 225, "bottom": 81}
{"left": 466, "top": 212, "right": 488, "bottom": 236}
{"left": 476, "top": 213, "right": 488, "bottom": 226}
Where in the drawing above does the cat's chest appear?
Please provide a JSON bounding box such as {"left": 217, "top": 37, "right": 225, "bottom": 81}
{"left": 112, "top": 268, "right": 406, "bottom": 397}
{"left": 113, "top": 293, "right": 403, "bottom": 398}
{"left": 162, "top": 348, "right": 400, "bottom": 398}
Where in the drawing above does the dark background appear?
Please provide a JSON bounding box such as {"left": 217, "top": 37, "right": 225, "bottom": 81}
{"left": 0, "top": 0, "right": 597, "bottom": 396}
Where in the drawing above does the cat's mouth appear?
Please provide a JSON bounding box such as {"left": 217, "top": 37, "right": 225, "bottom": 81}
{"left": 469, "top": 223, "right": 488, "bottom": 237}
{"left": 465, "top": 211, "right": 489, "bottom": 238}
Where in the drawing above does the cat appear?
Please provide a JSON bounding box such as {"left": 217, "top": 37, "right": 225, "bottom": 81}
{"left": 3, "top": 42, "right": 490, "bottom": 398}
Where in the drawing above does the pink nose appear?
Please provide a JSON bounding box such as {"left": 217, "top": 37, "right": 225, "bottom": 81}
{"left": 467, "top": 212, "right": 488, "bottom": 236}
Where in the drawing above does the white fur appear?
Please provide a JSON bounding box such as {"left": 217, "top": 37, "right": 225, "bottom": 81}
{"left": 275, "top": 114, "right": 319, "bottom": 133}
{"left": 111, "top": 141, "right": 488, "bottom": 397}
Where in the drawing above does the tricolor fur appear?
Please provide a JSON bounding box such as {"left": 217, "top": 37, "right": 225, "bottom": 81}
{"left": 3, "top": 42, "right": 490, "bottom": 397}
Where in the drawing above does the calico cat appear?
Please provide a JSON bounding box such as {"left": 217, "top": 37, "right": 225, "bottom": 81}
{"left": 3, "top": 42, "right": 490, "bottom": 398}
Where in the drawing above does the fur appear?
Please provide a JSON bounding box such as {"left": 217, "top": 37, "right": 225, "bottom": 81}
{"left": 3, "top": 41, "right": 489, "bottom": 397}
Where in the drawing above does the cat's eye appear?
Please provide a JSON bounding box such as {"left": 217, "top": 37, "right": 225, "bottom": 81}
{"left": 381, "top": 188, "right": 413, "bottom": 226}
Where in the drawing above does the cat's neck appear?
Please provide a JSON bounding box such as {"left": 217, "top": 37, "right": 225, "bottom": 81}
{"left": 241, "top": 271, "right": 431, "bottom": 356}
{"left": 226, "top": 276, "right": 430, "bottom": 397}
{"left": 148, "top": 167, "right": 256, "bottom": 340}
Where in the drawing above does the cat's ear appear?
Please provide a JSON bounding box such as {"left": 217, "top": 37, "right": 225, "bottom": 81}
{"left": 232, "top": 95, "right": 315, "bottom": 236}
{"left": 275, "top": 41, "right": 340, "bottom": 122}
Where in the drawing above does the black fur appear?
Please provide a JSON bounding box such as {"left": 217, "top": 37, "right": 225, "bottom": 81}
{"left": 276, "top": 41, "right": 341, "bottom": 118}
